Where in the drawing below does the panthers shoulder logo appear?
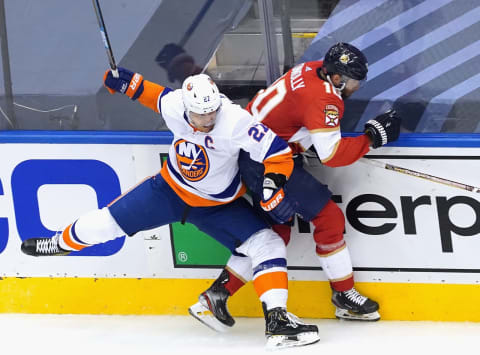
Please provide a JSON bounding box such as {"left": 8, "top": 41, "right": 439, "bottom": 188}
{"left": 174, "top": 140, "right": 210, "bottom": 182}
{"left": 324, "top": 104, "right": 340, "bottom": 127}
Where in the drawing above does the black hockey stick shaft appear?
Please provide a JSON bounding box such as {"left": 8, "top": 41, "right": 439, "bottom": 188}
{"left": 92, "top": 0, "right": 119, "bottom": 77}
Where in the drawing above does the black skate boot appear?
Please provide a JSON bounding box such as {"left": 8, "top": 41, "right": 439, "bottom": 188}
{"left": 263, "top": 303, "right": 320, "bottom": 349}
{"left": 189, "top": 269, "right": 235, "bottom": 332}
{"left": 21, "top": 232, "right": 71, "bottom": 256}
{"left": 331, "top": 287, "right": 380, "bottom": 321}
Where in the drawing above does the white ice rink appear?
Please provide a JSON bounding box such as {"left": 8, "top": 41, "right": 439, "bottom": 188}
{"left": 2, "top": 314, "right": 478, "bottom": 355}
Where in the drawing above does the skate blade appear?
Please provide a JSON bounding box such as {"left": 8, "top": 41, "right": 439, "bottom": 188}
{"left": 188, "top": 302, "right": 231, "bottom": 333}
{"left": 335, "top": 308, "right": 380, "bottom": 321}
{"left": 265, "top": 332, "right": 320, "bottom": 350}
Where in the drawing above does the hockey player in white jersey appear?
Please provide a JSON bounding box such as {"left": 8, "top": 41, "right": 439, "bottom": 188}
{"left": 20, "top": 70, "right": 319, "bottom": 349}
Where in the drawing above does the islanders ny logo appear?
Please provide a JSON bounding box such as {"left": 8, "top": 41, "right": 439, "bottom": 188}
{"left": 174, "top": 140, "right": 210, "bottom": 182}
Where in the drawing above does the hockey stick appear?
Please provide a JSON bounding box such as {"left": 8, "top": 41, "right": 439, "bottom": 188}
{"left": 92, "top": 0, "right": 119, "bottom": 78}
{"left": 360, "top": 158, "right": 480, "bottom": 193}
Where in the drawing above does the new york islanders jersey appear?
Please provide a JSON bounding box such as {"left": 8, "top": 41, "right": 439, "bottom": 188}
{"left": 247, "top": 61, "right": 371, "bottom": 167}
{"left": 136, "top": 83, "right": 292, "bottom": 207}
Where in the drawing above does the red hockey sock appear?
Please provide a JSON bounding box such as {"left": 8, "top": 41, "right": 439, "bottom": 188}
{"left": 330, "top": 275, "right": 354, "bottom": 292}
{"left": 272, "top": 224, "right": 292, "bottom": 245}
{"left": 223, "top": 268, "right": 247, "bottom": 296}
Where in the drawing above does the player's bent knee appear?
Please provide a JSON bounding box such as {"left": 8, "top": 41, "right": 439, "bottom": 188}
{"left": 74, "top": 207, "right": 126, "bottom": 245}
{"left": 235, "top": 228, "right": 286, "bottom": 267}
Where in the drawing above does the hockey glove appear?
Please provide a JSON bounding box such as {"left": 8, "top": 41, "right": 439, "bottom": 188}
{"left": 103, "top": 67, "right": 144, "bottom": 100}
{"left": 364, "top": 109, "right": 402, "bottom": 148}
{"left": 260, "top": 173, "right": 296, "bottom": 223}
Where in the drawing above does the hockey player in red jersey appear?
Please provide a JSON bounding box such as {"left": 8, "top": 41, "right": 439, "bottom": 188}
{"left": 20, "top": 71, "right": 320, "bottom": 349}
{"left": 189, "top": 43, "right": 401, "bottom": 329}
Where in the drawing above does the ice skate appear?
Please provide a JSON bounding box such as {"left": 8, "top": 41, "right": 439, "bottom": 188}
{"left": 332, "top": 287, "right": 380, "bottom": 321}
{"left": 21, "top": 232, "right": 71, "bottom": 256}
{"left": 189, "top": 270, "right": 235, "bottom": 332}
{"left": 264, "top": 305, "right": 320, "bottom": 350}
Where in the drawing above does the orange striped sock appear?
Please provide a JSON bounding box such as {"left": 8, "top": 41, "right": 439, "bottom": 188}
{"left": 60, "top": 223, "right": 89, "bottom": 251}
{"left": 253, "top": 271, "right": 288, "bottom": 298}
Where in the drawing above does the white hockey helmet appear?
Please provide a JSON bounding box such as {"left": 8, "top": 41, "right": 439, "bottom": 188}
{"left": 182, "top": 73, "right": 221, "bottom": 115}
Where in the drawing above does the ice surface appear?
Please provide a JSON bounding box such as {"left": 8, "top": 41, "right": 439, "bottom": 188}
{"left": 1, "top": 314, "right": 477, "bottom": 355}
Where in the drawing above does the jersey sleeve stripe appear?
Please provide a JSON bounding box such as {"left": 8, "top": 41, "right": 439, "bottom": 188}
{"left": 158, "top": 87, "right": 173, "bottom": 113}
{"left": 311, "top": 129, "right": 342, "bottom": 162}
{"left": 264, "top": 135, "right": 290, "bottom": 158}
{"left": 310, "top": 126, "right": 340, "bottom": 133}
{"left": 263, "top": 151, "right": 294, "bottom": 178}
{"left": 319, "top": 140, "right": 340, "bottom": 163}
{"left": 137, "top": 80, "right": 167, "bottom": 113}
{"left": 322, "top": 135, "right": 371, "bottom": 167}
{"left": 265, "top": 146, "right": 291, "bottom": 159}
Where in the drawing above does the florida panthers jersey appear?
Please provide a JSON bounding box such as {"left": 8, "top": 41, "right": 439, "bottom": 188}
{"left": 246, "top": 61, "right": 371, "bottom": 167}
{"left": 139, "top": 87, "right": 292, "bottom": 207}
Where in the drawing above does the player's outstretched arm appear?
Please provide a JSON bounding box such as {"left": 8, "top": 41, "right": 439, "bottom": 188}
{"left": 317, "top": 110, "right": 402, "bottom": 168}
{"left": 103, "top": 67, "right": 168, "bottom": 113}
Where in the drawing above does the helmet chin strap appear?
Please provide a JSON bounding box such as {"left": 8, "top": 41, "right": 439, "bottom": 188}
{"left": 184, "top": 107, "right": 194, "bottom": 125}
{"left": 326, "top": 74, "right": 346, "bottom": 92}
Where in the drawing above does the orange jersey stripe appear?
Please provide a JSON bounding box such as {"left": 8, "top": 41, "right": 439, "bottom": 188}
{"left": 263, "top": 151, "right": 294, "bottom": 178}
{"left": 62, "top": 224, "right": 87, "bottom": 251}
{"left": 253, "top": 271, "right": 288, "bottom": 298}
{"left": 160, "top": 162, "right": 247, "bottom": 207}
{"left": 137, "top": 80, "right": 165, "bottom": 113}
